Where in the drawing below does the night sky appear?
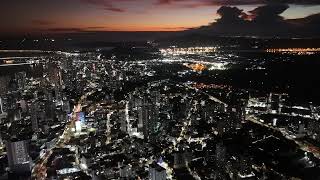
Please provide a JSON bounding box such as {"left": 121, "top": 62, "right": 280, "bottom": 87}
{"left": 1, "top": 0, "right": 320, "bottom": 35}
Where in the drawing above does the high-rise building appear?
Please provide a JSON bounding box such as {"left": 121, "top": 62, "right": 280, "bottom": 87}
{"left": 75, "top": 120, "right": 82, "bottom": 133}
{"left": 6, "top": 140, "right": 31, "bottom": 173}
{"left": 149, "top": 162, "right": 166, "bottom": 180}
{"left": 216, "top": 142, "right": 226, "bottom": 168}
{"left": 139, "top": 96, "right": 159, "bottom": 142}
{"left": 0, "top": 97, "right": 3, "bottom": 114}
{"left": 30, "top": 101, "right": 39, "bottom": 132}
{"left": 47, "top": 62, "right": 62, "bottom": 87}
{"left": 137, "top": 106, "right": 144, "bottom": 130}
{"left": 138, "top": 98, "right": 149, "bottom": 135}
{"left": 119, "top": 165, "right": 132, "bottom": 179}
{"left": 0, "top": 134, "right": 3, "bottom": 149}
{"left": 45, "top": 98, "right": 55, "bottom": 122}
{"left": 18, "top": 99, "right": 27, "bottom": 113}
{"left": 0, "top": 97, "right": 7, "bottom": 122}
{"left": 15, "top": 72, "right": 27, "bottom": 90}
{"left": 174, "top": 151, "right": 187, "bottom": 169}
{"left": 62, "top": 99, "right": 70, "bottom": 113}
{"left": 120, "top": 111, "right": 127, "bottom": 132}
{"left": 298, "top": 122, "right": 306, "bottom": 135}
{"left": 0, "top": 76, "right": 11, "bottom": 95}
{"left": 13, "top": 108, "right": 22, "bottom": 121}
{"left": 54, "top": 85, "right": 62, "bottom": 102}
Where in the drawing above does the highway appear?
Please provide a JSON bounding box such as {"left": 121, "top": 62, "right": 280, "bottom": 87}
{"left": 246, "top": 114, "right": 320, "bottom": 159}
{"left": 31, "top": 91, "right": 94, "bottom": 180}
{"left": 0, "top": 63, "right": 34, "bottom": 67}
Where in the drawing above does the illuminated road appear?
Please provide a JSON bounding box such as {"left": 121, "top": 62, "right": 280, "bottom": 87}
{"left": 0, "top": 57, "right": 40, "bottom": 60}
{"left": 0, "top": 63, "right": 33, "bottom": 67}
{"left": 246, "top": 114, "right": 320, "bottom": 159}
{"left": 31, "top": 91, "right": 94, "bottom": 180}
{"left": 181, "top": 83, "right": 227, "bottom": 106}
{"left": 160, "top": 82, "right": 227, "bottom": 179}
{"left": 135, "top": 58, "right": 230, "bottom": 70}
{"left": 0, "top": 50, "right": 52, "bottom": 53}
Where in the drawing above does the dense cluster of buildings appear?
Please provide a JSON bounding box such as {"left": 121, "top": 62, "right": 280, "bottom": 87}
{"left": 0, "top": 46, "right": 319, "bottom": 180}
{"left": 247, "top": 93, "right": 320, "bottom": 148}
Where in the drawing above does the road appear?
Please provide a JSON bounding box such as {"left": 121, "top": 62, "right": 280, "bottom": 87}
{"left": 0, "top": 63, "right": 34, "bottom": 67}
{"left": 31, "top": 91, "right": 94, "bottom": 180}
{"left": 246, "top": 114, "right": 320, "bottom": 159}
{"left": 161, "top": 82, "right": 227, "bottom": 179}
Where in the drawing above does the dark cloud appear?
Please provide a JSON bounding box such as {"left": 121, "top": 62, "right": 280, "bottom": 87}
{"left": 46, "top": 0, "right": 320, "bottom": 13}
{"left": 156, "top": 0, "right": 320, "bottom": 7}
{"left": 271, "top": 0, "right": 320, "bottom": 4}
{"left": 249, "top": 3, "right": 289, "bottom": 23}
{"left": 47, "top": 26, "right": 191, "bottom": 33}
{"left": 216, "top": 6, "right": 246, "bottom": 24}
{"left": 79, "top": 0, "right": 126, "bottom": 12}
{"left": 47, "top": 28, "right": 85, "bottom": 32}
{"left": 192, "top": 4, "right": 320, "bottom": 37}
{"left": 85, "top": 26, "right": 107, "bottom": 29}
{"left": 104, "top": 7, "right": 125, "bottom": 12}
{"left": 157, "top": 0, "right": 212, "bottom": 8}
{"left": 32, "top": 20, "right": 56, "bottom": 26}
{"left": 157, "top": 0, "right": 261, "bottom": 6}
{"left": 214, "top": 4, "right": 291, "bottom": 26}
{"left": 47, "top": 26, "right": 108, "bottom": 32}
{"left": 158, "top": 26, "right": 193, "bottom": 30}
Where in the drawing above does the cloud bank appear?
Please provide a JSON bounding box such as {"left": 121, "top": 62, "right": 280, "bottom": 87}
{"left": 79, "top": 0, "right": 320, "bottom": 12}
{"left": 191, "top": 3, "right": 320, "bottom": 37}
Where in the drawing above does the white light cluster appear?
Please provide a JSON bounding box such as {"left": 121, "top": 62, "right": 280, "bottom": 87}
{"left": 160, "top": 47, "right": 217, "bottom": 56}
{"left": 208, "top": 62, "right": 229, "bottom": 70}
{"left": 266, "top": 48, "right": 320, "bottom": 55}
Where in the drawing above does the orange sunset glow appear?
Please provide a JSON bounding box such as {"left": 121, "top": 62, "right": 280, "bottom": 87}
{"left": 1, "top": 0, "right": 320, "bottom": 35}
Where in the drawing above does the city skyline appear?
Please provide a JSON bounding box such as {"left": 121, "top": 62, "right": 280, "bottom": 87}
{"left": 1, "top": 1, "right": 320, "bottom": 180}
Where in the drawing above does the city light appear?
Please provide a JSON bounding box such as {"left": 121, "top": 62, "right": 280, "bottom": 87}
{"left": 1, "top": 4, "right": 320, "bottom": 179}
{"left": 184, "top": 63, "right": 207, "bottom": 72}
{"left": 266, "top": 48, "right": 320, "bottom": 55}
{"left": 160, "top": 47, "right": 217, "bottom": 56}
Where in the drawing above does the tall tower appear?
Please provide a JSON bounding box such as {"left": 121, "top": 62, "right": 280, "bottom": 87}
{"left": 149, "top": 162, "right": 166, "bottom": 180}
{"left": 174, "top": 151, "right": 187, "bottom": 169}
{"left": 30, "top": 101, "right": 39, "bottom": 132}
{"left": 216, "top": 142, "right": 226, "bottom": 168}
{"left": 0, "top": 97, "right": 3, "bottom": 114}
{"left": 142, "top": 98, "right": 158, "bottom": 142}
{"left": 0, "top": 134, "right": 3, "bottom": 148}
{"left": 6, "top": 140, "right": 31, "bottom": 173}
{"left": 0, "top": 97, "right": 7, "bottom": 123}
{"left": 15, "top": 72, "right": 27, "bottom": 90}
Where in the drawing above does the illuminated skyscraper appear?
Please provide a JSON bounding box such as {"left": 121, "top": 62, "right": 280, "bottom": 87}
{"left": 0, "top": 97, "right": 7, "bottom": 122}
{"left": 0, "top": 76, "right": 10, "bottom": 95}
{"left": 174, "top": 151, "right": 187, "bottom": 169}
{"left": 6, "top": 140, "right": 31, "bottom": 173}
{"left": 30, "top": 101, "right": 39, "bottom": 132}
{"left": 0, "top": 97, "right": 3, "bottom": 114}
{"left": 138, "top": 95, "right": 159, "bottom": 142}
{"left": 216, "top": 142, "right": 226, "bottom": 168}
{"left": 0, "top": 134, "right": 3, "bottom": 148}
{"left": 149, "top": 162, "right": 166, "bottom": 180}
{"left": 15, "top": 72, "right": 27, "bottom": 90}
